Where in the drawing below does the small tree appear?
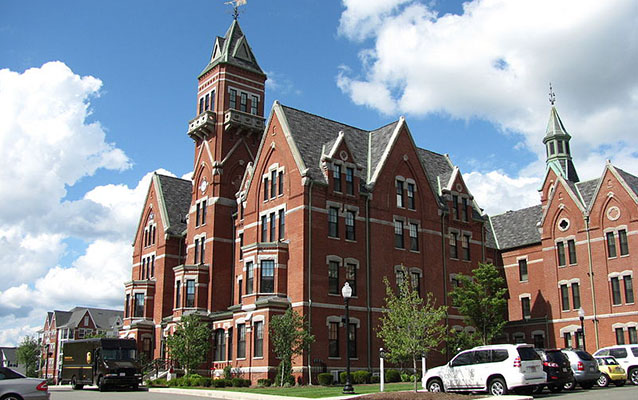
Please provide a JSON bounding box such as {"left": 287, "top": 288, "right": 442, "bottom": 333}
{"left": 449, "top": 262, "right": 508, "bottom": 345}
{"left": 269, "top": 307, "right": 315, "bottom": 387}
{"left": 16, "top": 336, "right": 39, "bottom": 377}
{"left": 377, "top": 266, "right": 448, "bottom": 392}
{"left": 165, "top": 314, "right": 211, "bottom": 375}
{"left": 445, "top": 328, "right": 481, "bottom": 356}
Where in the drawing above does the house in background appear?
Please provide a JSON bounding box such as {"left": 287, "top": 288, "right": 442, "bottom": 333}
{"left": 0, "top": 347, "right": 24, "bottom": 375}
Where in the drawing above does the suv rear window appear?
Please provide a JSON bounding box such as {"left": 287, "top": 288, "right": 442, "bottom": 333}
{"left": 545, "top": 350, "right": 566, "bottom": 363}
{"left": 517, "top": 347, "right": 540, "bottom": 360}
{"left": 575, "top": 350, "right": 594, "bottom": 360}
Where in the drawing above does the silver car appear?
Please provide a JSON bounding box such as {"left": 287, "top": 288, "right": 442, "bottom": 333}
{"left": 0, "top": 367, "right": 49, "bottom": 400}
{"left": 561, "top": 349, "right": 600, "bottom": 390}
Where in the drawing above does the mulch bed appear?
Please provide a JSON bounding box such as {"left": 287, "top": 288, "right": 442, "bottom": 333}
{"left": 348, "top": 392, "right": 486, "bottom": 400}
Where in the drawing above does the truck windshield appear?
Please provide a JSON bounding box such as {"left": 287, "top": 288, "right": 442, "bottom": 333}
{"left": 102, "top": 348, "right": 136, "bottom": 360}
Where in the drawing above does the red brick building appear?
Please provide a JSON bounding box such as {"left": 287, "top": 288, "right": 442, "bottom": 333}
{"left": 120, "top": 18, "right": 638, "bottom": 383}
{"left": 492, "top": 105, "right": 638, "bottom": 352}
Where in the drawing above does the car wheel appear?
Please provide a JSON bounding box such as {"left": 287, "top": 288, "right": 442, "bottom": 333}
{"left": 71, "top": 376, "right": 83, "bottom": 390}
{"left": 629, "top": 367, "right": 638, "bottom": 385}
{"left": 580, "top": 381, "right": 595, "bottom": 389}
{"left": 598, "top": 373, "right": 610, "bottom": 387}
{"left": 533, "top": 384, "right": 544, "bottom": 394}
{"left": 427, "top": 378, "right": 444, "bottom": 392}
{"left": 488, "top": 377, "right": 508, "bottom": 396}
{"left": 549, "top": 384, "right": 563, "bottom": 393}
{"left": 614, "top": 380, "right": 625, "bottom": 387}
{"left": 564, "top": 377, "right": 576, "bottom": 390}
{"left": 0, "top": 394, "right": 25, "bottom": 400}
{"left": 98, "top": 376, "right": 107, "bottom": 392}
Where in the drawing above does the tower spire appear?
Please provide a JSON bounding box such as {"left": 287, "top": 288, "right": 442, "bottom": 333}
{"left": 225, "top": 0, "right": 246, "bottom": 20}
{"left": 542, "top": 86, "right": 579, "bottom": 182}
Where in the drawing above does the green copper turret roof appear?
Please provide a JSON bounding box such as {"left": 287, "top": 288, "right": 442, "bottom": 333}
{"left": 543, "top": 106, "right": 570, "bottom": 142}
{"left": 199, "top": 19, "right": 265, "bottom": 79}
{"left": 543, "top": 105, "right": 579, "bottom": 182}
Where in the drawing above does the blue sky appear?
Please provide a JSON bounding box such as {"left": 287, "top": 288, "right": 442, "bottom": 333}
{"left": 1, "top": 0, "right": 637, "bottom": 345}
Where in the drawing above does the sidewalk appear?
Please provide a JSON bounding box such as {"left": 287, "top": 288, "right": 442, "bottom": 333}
{"left": 149, "top": 387, "right": 532, "bottom": 400}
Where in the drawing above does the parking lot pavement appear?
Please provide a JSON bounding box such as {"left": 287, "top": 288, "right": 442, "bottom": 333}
{"left": 532, "top": 384, "right": 637, "bottom": 399}
{"left": 48, "top": 386, "right": 226, "bottom": 400}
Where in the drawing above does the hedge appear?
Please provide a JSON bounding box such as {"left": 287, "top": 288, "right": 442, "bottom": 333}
{"left": 317, "top": 373, "right": 333, "bottom": 386}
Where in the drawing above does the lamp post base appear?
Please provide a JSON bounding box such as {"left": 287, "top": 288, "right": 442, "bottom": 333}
{"left": 343, "top": 381, "right": 355, "bottom": 394}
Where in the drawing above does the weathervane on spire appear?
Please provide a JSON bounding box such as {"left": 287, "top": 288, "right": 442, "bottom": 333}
{"left": 549, "top": 83, "right": 556, "bottom": 105}
{"left": 225, "top": 0, "right": 247, "bottom": 20}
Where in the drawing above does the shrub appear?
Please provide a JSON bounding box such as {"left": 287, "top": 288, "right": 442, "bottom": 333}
{"left": 401, "top": 373, "right": 410, "bottom": 382}
{"left": 370, "top": 375, "right": 380, "bottom": 384}
{"left": 231, "top": 377, "right": 251, "bottom": 387}
{"left": 353, "top": 370, "right": 371, "bottom": 384}
{"left": 148, "top": 378, "right": 167, "bottom": 387}
{"left": 223, "top": 364, "right": 232, "bottom": 380}
{"left": 257, "top": 378, "right": 272, "bottom": 387}
{"left": 385, "top": 369, "right": 401, "bottom": 383}
{"left": 274, "top": 361, "right": 295, "bottom": 386}
{"left": 211, "top": 379, "right": 227, "bottom": 388}
{"left": 317, "top": 373, "right": 333, "bottom": 386}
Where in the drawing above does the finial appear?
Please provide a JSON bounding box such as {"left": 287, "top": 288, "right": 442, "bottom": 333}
{"left": 225, "top": 0, "right": 247, "bottom": 20}
{"left": 549, "top": 82, "right": 556, "bottom": 106}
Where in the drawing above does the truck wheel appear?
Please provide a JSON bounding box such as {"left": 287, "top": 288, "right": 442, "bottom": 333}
{"left": 427, "top": 378, "right": 444, "bottom": 392}
{"left": 98, "top": 376, "right": 107, "bottom": 392}
{"left": 629, "top": 367, "right": 638, "bottom": 385}
{"left": 488, "top": 377, "right": 508, "bottom": 396}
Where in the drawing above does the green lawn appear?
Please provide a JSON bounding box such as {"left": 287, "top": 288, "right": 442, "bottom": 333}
{"left": 188, "top": 382, "right": 417, "bottom": 398}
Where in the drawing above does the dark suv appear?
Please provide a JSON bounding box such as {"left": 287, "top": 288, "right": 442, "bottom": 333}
{"left": 534, "top": 349, "right": 573, "bottom": 393}
{"left": 562, "top": 349, "right": 600, "bottom": 390}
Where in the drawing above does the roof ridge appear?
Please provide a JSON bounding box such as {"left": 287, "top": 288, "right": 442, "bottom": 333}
{"left": 415, "top": 146, "right": 446, "bottom": 158}
{"left": 156, "top": 173, "right": 191, "bottom": 182}
{"left": 279, "top": 104, "right": 368, "bottom": 133}
{"left": 491, "top": 203, "right": 542, "bottom": 218}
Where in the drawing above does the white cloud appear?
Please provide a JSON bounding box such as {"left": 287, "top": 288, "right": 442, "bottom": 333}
{"left": 338, "top": 0, "right": 638, "bottom": 212}
{"left": 465, "top": 170, "right": 541, "bottom": 216}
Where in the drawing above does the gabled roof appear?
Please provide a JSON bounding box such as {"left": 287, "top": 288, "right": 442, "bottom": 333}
{"left": 155, "top": 174, "right": 192, "bottom": 236}
{"left": 575, "top": 178, "right": 599, "bottom": 209}
{"left": 489, "top": 205, "right": 543, "bottom": 250}
{"left": 615, "top": 167, "right": 638, "bottom": 199}
{"left": 53, "top": 310, "right": 72, "bottom": 327}
{"left": 199, "top": 19, "right": 264, "bottom": 78}
{"left": 58, "top": 307, "right": 123, "bottom": 330}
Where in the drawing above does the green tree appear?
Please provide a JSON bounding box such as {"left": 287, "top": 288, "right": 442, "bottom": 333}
{"left": 449, "top": 262, "right": 508, "bottom": 345}
{"left": 377, "top": 266, "right": 448, "bottom": 392}
{"left": 445, "top": 328, "right": 482, "bottom": 356}
{"left": 16, "top": 336, "right": 39, "bottom": 377}
{"left": 269, "top": 307, "right": 315, "bottom": 387}
{"left": 165, "top": 314, "right": 211, "bottom": 375}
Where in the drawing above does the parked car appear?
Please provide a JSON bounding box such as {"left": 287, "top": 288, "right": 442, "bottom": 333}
{"left": 593, "top": 344, "right": 638, "bottom": 385}
{"left": 561, "top": 349, "right": 600, "bottom": 390}
{"left": 0, "top": 367, "right": 49, "bottom": 400}
{"left": 423, "top": 344, "right": 546, "bottom": 396}
{"left": 533, "top": 348, "right": 573, "bottom": 393}
{"left": 595, "top": 355, "right": 627, "bottom": 387}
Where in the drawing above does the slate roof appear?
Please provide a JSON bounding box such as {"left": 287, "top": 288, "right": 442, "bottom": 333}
{"left": 155, "top": 174, "right": 192, "bottom": 236}
{"left": 53, "top": 310, "right": 72, "bottom": 327}
{"left": 616, "top": 167, "right": 638, "bottom": 198}
{"left": 489, "top": 205, "right": 543, "bottom": 250}
{"left": 575, "top": 178, "right": 599, "bottom": 208}
{"left": 58, "top": 307, "right": 122, "bottom": 330}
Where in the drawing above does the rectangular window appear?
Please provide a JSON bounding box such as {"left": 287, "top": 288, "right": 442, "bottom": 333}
{"left": 194, "top": 238, "right": 199, "bottom": 264}
{"left": 557, "top": 241, "right": 566, "bottom": 266}
{"left": 624, "top": 275, "right": 634, "bottom": 304}
{"left": 278, "top": 171, "right": 284, "bottom": 195}
{"left": 199, "top": 97, "right": 204, "bottom": 114}
{"left": 229, "top": 89, "right": 237, "bottom": 109}
{"left": 134, "top": 293, "right": 144, "bottom": 317}
{"left": 394, "top": 220, "right": 404, "bottom": 248}
{"left": 328, "top": 321, "right": 339, "bottom": 358}
{"left": 186, "top": 279, "right": 195, "bottom": 308}
{"left": 619, "top": 229, "right": 629, "bottom": 256}
{"left": 568, "top": 239, "right": 577, "bottom": 264}
{"left": 199, "top": 237, "right": 205, "bottom": 263}
{"left": 205, "top": 93, "right": 210, "bottom": 111}
{"left": 396, "top": 180, "right": 404, "bottom": 207}
{"left": 214, "top": 330, "right": 226, "bottom": 361}
{"left": 549, "top": 141, "right": 555, "bottom": 155}
{"left": 237, "top": 324, "right": 246, "bottom": 358}
{"left": 152, "top": 226, "right": 156, "bottom": 244}
{"left": 564, "top": 332, "right": 572, "bottom": 348}
{"left": 175, "top": 281, "right": 181, "bottom": 308}
{"left": 616, "top": 328, "right": 626, "bottom": 345}
{"left": 411, "top": 272, "right": 421, "bottom": 296}
{"left": 201, "top": 201, "right": 207, "bottom": 225}
{"left": 345, "top": 263, "right": 356, "bottom": 296}
{"left": 151, "top": 255, "right": 155, "bottom": 277}
{"left": 396, "top": 270, "right": 405, "bottom": 288}
{"left": 261, "top": 215, "right": 267, "bottom": 242}
{"left": 269, "top": 212, "right": 276, "bottom": 242}
{"left": 345, "top": 211, "right": 355, "bottom": 240}
{"left": 629, "top": 327, "right": 638, "bottom": 344}
{"left": 346, "top": 167, "right": 354, "bottom": 195}
{"left": 521, "top": 297, "right": 531, "bottom": 319}
{"left": 333, "top": 164, "right": 342, "bottom": 192}
{"left": 239, "top": 233, "right": 244, "bottom": 259}
{"left": 328, "top": 261, "right": 339, "bottom": 295}
{"left": 558, "top": 140, "right": 564, "bottom": 153}
{"left": 462, "top": 234, "right": 471, "bottom": 261}
{"left": 518, "top": 259, "right": 528, "bottom": 282}
{"left": 240, "top": 92, "right": 247, "bottom": 112}
{"left": 125, "top": 294, "right": 130, "bottom": 318}
{"left": 462, "top": 197, "right": 468, "bottom": 221}
{"left": 328, "top": 207, "right": 339, "bottom": 238}
{"left": 572, "top": 282, "right": 581, "bottom": 309}
{"left": 254, "top": 321, "right": 263, "bottom": 358}
{"left": 278, "top": 209, "right": 285, "bottom": 240}
{"left": 607, "top": 231, "right": 617, "bottom": 258}
{"left": 227, "top": 328, "right": 233, "bottom": 360}
{"left": 250, "top": 95, "right": 258, "bottom": 115}
{"left": 263, "top": 177, "right": 269, "bottom": 201}
{"left": 348, "top": 323, "right": 357, "bottom": 358}
{"left": 246, "top": 262, "right": 253, "bottom": 295}
{"left": 407, "top": 183, "right": 415, "bottom": 210}
{"left": 260, "top": 260, "right": 275, "bottom": 293}
{"left": 450, "top": 232, "right": 458, "bottom": 259}
{"left": 561, "top": 284, "right": 570, "bottom": 311}
{"left": 611, "top": 277, "right": 622, "bottom": 305}
{"left": 196, "top": 203, "right": 201, "bottom": 227}
{"left": 452, "top": 195, "right": 459, "bottom": 219}
{"left": 237, "top": 278, "right": 242, "bottom": 302}
{"left": 409, "top": 223, "right": 418, "bottom": 251}
{"left": 271, "top": 170, "right": 277, "bottom": 199}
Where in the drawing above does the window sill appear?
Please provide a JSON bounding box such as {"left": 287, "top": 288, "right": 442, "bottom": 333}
{"left": 328, "top": 357, "right": 341, "bottom": 360}
{"left": 328, "top": 236, "right": 340, "bottom": 240}
{"left": 394, "top": 247, "right": 406, "bottom": 251}
{"left": 519, "top": 280, "right": 529, "bottom": 283}
{"left": 612, "top": 304, "right": 623, "bottom": 307}
{"left": 253, "top": 357, "right": 264, "bottom": 360}
{"left": 620, "top": 254, "right": 630, "bottom": 258}
{"left": 236, "top": 357, "right": 246, "bottom": 361}
{"left": 345, "top": 239, "right": 357, "bottom": 243}
{"left": 409, "top": 249, "right": 420, "bottom": 253}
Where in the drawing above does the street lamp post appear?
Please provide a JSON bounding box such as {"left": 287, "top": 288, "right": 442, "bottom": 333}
{"left": 342, "top": 282, "right": 354, "bottom": 394}
{"left": 379, "top": 347, "right": 385, "bottom": 392}
{"left": 578, "top": 307, "right": 586, "bottom": 350}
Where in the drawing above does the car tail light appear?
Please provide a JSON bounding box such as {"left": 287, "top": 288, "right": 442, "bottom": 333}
{"left": 577, "top": 361, "right": 584, "bottom": 371}
{"left": 513, "top": 356, "right": 521, "bottom": 367}
{"left": 36, "top": 381, "right": 48, "bottom": 391}
{"left": 544, "top": 361, "right": 559, "bottom": 367}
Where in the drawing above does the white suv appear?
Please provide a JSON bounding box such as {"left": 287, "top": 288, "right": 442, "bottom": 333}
{"left": 423, "top": 344, "right": 546, "bottom": 396}
{"left": 593, "top": 345, "right": 638, "bottom": 385}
